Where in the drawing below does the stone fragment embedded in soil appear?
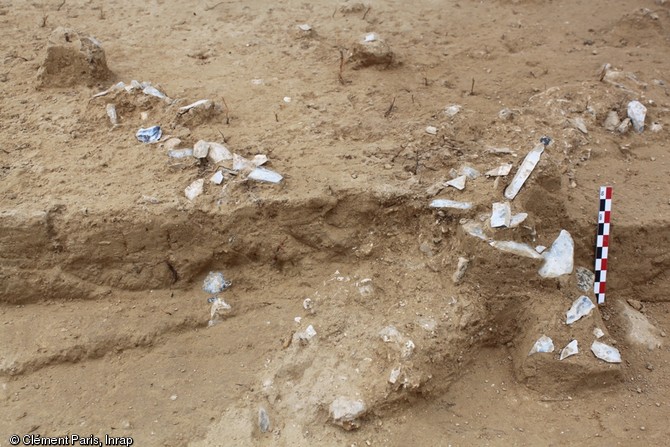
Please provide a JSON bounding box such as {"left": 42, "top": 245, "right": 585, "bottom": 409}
{"left": 444, "top": 104, "right": 462, "bottom": 117}
{"left": 445, "top": 175, "right": 466, "bottom": 190}
{"left": 37, "top": 27, "right": 111, "bottom": 87}
{"left": 452, "top": 257, "right": 469, "bottom": 284}
{"left": 485, "top": 163, "right": 512, "bottom": 177}
{"left": 210, "top": 170, "right": 224, "bottom": 185}
{"left": 193, "top": 140, "right": 210, "bottom": 159}
{"left": 604, "top": 110, "right": 620, "bottom": 131}
{"left": 379, "top": 326, "right": 415, "bottom": 359}
{"left": 258, "top": 407, "right": 270, "bottom": 433}
{"left": 490, "top": 202, "right": 511, "bottom": 228}
{"left": 136, "top": 126, "right": 162, "bottom": 143}
{"left": 560, "top": 340, "right": 579, "bottom": 360}
{"left": 529, "top": 335, "right": 554, "bottom": 355}
{"left": 617, "top": 118, "right": 632, "bottom": 134}
{"left": 576, "top": 267, "right": 595, "bottom": 292}
{"left": 93, "top": 80, "right": 169, "bottom": 101}
{"left": 462, "top": 220, "right": 489, "bottom": 241}
{"left": 349, "top": 33, "right": 394, "bottom": 69}
{"left": 509, "top": 212, "right": 528, "bottom": 228}
{"left": 429, "top": 199, "right": 473, "bottom": 210}
{"left": 208, "top": 297, "right": 232, "bottom": 326}
{"left": 566, "top": 295, "right": 595, "bottom": 325}
{"left": 202, "top": 271, "right": 231, "bottom": 295}
{"left": 459, "top": 166, "right": 480, "bottom": 179}
{"left": 168, "top": 148, "right": 193, "bottom": 159}
{"left": 538, "top": 230, "right": 574, "bottom": 278}
{"left": 490, "top": 241, "right": 543, "bottom": 259}
{"left": 618, "top": 301, "right": 663, "bottom": 350}
{"left": 106, "top": 103, "right": 118, "bottom": 126}
{"left": 252, "top": 154, "right": 268, "bottom": 166}
{"left": 207, "top": 143, "right": 233, "bottom": 164}
{"left": 248, "top": 167, "right": 283, "bottom": 184}
{"left": 593, "top": 327, "right": 605, "bottom": 339}
{"left": 329, "top": 397, "right": 366, "bottom": 430}
{"left": 388, "top": 366, "right": 402, "bottom": 384}
{"left": 650, "top": 122, "right": 663, "bottom": 132}
{"left": 178, "top": 99, "right": 212, "bottom": 113}
{"left": 233, "top": 153, "right": 255, "bottom": 171}
{"left": 184, "top": 178, "right": 204, "bottom": 201}
{"left": 498, "top": 108, "right": 513, "bottom": 121}
{"left": 504, "top": 143, "right": 545, "bottom": 200}
{"left": 425, "top": 126, "right": 438, "bottom": 135}
{"left": 591, "top": 341, "right": 621, "bottom": 363}
{"left": 627, "top": 100, "right": 647, "bottom": 132}
{"left": 569, "top": 117, "right": 588, "bottom": 134}
{"left": 293, "top": 324, "right": 317, "bottom": 343}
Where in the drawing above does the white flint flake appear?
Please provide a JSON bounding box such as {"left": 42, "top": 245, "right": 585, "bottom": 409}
{"left": 591, "top": 341, "right": 622, "bottom": 363}
{"left": 207, "top": 143, "right": 233, "bottom": 164}
{"left": 210, "top": 170, "right": 224, "bottom": 185}
{"left": 429, "top": 199, "right": 473, "bottom": 210}
{"left": 504, "top": 143, "right": 544, "bottom": 200}
{"left": 178, "top": 99, "right": 211, "bottom": 112}
{"left": 252, "top": 154, "right": 269, "bottom": 166}
{"left": 425, "top": 126, "right": 438, "bottom": 135}
{"left": 106, "top": 103, "right": 118, "bottom": 125}
{"left": 193, "top": 140, "right": 210, "bottom": 159}
{"left": 294, "top": 324, "right": 317, "bottom": 342}
{"left": 490, "top": 202, "right": 511, "bottom": 228}
{"left": 462, "top": 221, "right": 488, "bottom": 241}
{"left": 444, "top": 104, "right": 461, "bottom": 117}
{"left": 184, "top": 179, "right": 204, "bottom": 201}
{"left": 529, "top": 335, "right": 554, "bottom": 355}
{"left": 208, "top": 297, "right": 232, "bottom": 326}
{"left": 330, "top": 397, "right": 366, "bottom": 430}
{"left": 627, "top": 100, "right": 647, "bottom": 132}
{"left": 460, "top": 166, "right": 480, "bottom": 179}
{"left": 566, "top": 295, "right": 595, "bottom": 325}
{"left": 509, "top": 212, "right": 528, "bottom": 228}
{"left": 445, "top": 175, "right": 467, "bottom": 191}
{"left": 538, "top": 230, "right": 574, "bottom": 278}
{"left": 560, "top": 340, "right": 579, "bottom": 360}
{"left": 485, "top": 164, "right": 512, "bottom": 177}
{"left": 569, "top": 117, "right": 588, "bottom": 134}
{"left": 248, "top": 167, "right": 283, "bottom": 183}
{"left": 389, "top": 367, "right": 402, "bottom": 384}
{"left": 593, "top": 327, "right": 605, "bottom": 339}
{"left": 490, "top": 241, "right": 543, "bottom": 259}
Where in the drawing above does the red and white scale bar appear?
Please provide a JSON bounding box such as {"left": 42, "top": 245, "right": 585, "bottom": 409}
{"left": 594, "top": 186, "right": 613, "bottom": 304}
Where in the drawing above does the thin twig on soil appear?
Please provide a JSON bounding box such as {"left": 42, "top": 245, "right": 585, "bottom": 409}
{"left": 221, "top": 96, "right": 230, "bottom": 124}
{"left": 338, "top": 49, "right": 347, "bottom": 85}
{"left": 470, "top": 77, "right": 475, "bottom": 96}
{"left": 217, "top": 129, "right": 227, "bottom": 143}
{"left": 362, "top": 6, "right": 371, "bottom": 20}
{"left": 205, "top": 1, "right": 229, "bottom": 11}
{"left": 332, "top": 7, "right": 337, "bottom": 18}
{"left": 56, "top": 0, "right": 66, "bottom": 11}
{"left": 40, "top": 13, "right": 48, "bottom": 28}
{"left": 384, "top": 96, "right": 396, "bottom": 118}
{"left": 274, "top": 112, "right": 279, "bottom": 122}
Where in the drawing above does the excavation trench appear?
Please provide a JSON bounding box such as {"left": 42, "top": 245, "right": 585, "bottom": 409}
{"left": 1, "top": 188, "right": 667, "bottom": 433}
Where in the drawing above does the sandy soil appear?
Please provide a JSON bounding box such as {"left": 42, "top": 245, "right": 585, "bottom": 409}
{"left": 1, "top": 0, "right": 670, "bottom": 445}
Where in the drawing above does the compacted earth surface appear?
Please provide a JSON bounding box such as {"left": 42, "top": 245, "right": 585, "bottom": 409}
{"left": 1, "top": 0, "right": 670, "bottom": 445}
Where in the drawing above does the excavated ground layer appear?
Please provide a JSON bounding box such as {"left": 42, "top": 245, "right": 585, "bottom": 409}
{"left": 3, "top": 185, "right": 665, "bottom": 444}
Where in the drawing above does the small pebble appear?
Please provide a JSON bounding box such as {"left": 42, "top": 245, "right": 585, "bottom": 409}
{"left": 170, "top": 395, "right": 177, "bottom": 401}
